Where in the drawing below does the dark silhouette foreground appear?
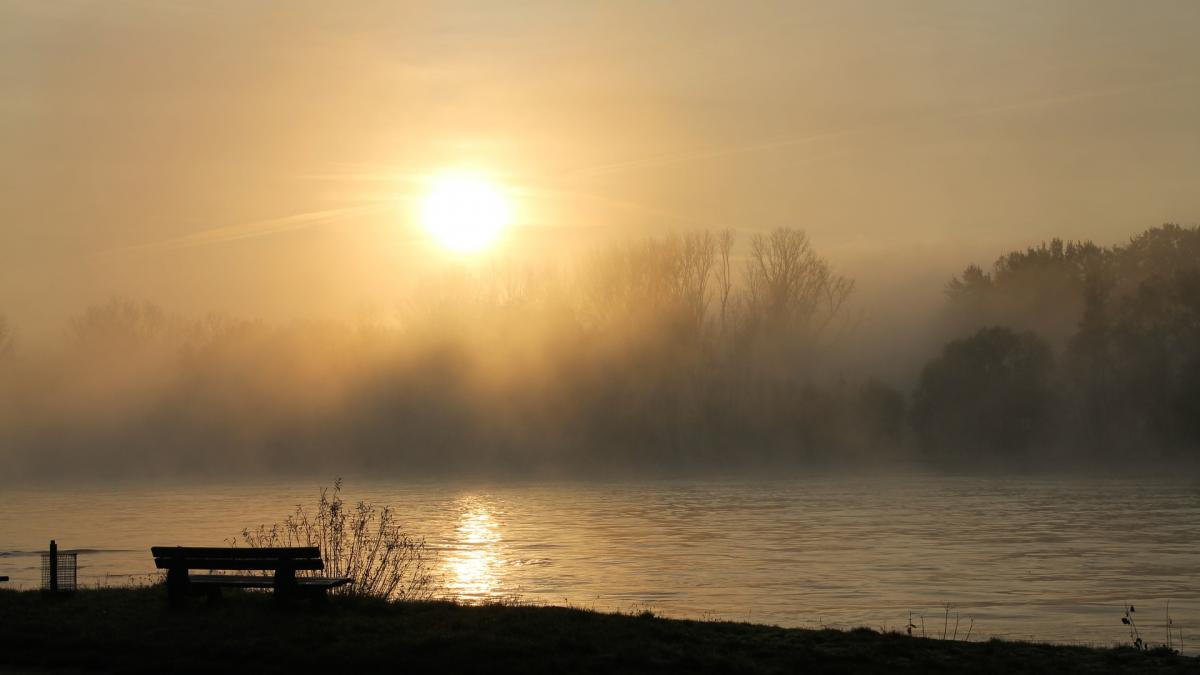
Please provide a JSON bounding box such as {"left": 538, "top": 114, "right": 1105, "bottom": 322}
{"left": 0, "top": 587, "right": 1194, "bottom": 674}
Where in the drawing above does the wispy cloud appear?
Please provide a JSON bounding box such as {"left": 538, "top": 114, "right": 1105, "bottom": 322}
{"left": 562, "top": 77, "right": 1196, "bottom": 178}
{"left": 95, "top": 204, "right": 388, "bottom": 259}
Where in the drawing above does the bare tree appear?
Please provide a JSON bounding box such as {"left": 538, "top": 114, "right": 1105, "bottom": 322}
{"left": 715, "top": 229, "right": 736, "bottom": 335}
{"left": 676, "top": 231, "right": 716, "bottom": 335}
{"left": 71, "top": 298, "right": 171, "bottom": 348}
{"left": 578, "top": 231, "right": 717, "bottom": 340}
{"left": 743, "top": 228, "right": 853, "bottom": 341}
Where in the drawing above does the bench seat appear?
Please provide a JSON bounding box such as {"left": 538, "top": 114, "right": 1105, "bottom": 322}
{"left": 188, "top": 574, "right": 351, "bottom": 590}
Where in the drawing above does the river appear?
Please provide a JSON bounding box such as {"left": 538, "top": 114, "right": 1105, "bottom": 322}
{"left": 2, "top": 476, "right": 1196, "bottom": 651}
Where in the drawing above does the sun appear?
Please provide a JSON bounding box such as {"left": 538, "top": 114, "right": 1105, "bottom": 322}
{"left": 418, "top": 172, "right": 512, "bottom": 254}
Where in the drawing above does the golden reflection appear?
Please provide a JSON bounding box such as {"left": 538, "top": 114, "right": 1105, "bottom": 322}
{"left": 447, "top": 496, "right": 502, "bottom": 600}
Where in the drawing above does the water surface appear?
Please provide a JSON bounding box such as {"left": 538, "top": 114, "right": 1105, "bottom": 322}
{"left": 2, "top": 477, "right": 1196, "bottom": 651}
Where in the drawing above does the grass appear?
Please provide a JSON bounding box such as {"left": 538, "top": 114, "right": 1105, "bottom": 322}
{"left": 0, "top": 587, "right": 1196, "bottom": 674}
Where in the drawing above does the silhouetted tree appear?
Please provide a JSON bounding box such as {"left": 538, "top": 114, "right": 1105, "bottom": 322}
{"left": 911, "top": 327, "right": 1056, "bottom": 465}
{"left": 944, "top": 238, "right": 1104, "bottom": 346}
{"left": 743, "top": 229, "right": 853, "bottom": 338}
{"left": 1104, "top": 269, "right": 1200, "bottom": 453}
{"left": 71, "top": 298, "right": 172, "bottom": 350}
{"left": 735, "top": 228, "right": 853, "bottom": 382}
{"left": 579, "top": 231, "right": 716, "bottom": 343}
{"left": 715, "top": 229, "right": 736, "bottom": 336}
{"left": 1053, "top": 226, "right": 1200, "bottom": 456}
{"left": 1061, "top": 256, "right": 1116, "bottom": 455}
{"left": 935, "top": 225, "right": 1200, "bottom": 463}
{"left": 855, "top": 379, "right": 906, "bottom": 448}
{"left": 1111, "top": 224, "right": 1200, "bottom": 295}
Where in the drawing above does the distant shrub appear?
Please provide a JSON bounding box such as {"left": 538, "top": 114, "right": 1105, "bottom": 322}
{"left": 239, "top": 479, "right": 436, "bottom": 600}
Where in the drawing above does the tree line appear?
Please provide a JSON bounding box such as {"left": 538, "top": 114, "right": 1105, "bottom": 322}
{"left": 1, "top": 224, "right": 1196, "bottom": 478}
{"left": 918, "top": 224, "right": 1200, "bottom": 467}
{"left": 0, "top": 227, "right": 891, "bottom": 478}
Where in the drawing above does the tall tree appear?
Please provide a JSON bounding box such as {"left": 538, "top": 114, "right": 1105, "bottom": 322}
{"left": 715, "top": 229, "right": 736, "bottom": 336}
{"left": 911, "top": 326, "right": 1056, "bottom": 464}
{"left": 742, "top": 228, "right": 853, "bottom": 344}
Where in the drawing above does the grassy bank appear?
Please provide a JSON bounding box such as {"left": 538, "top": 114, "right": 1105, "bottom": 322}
{"left": 0, "top": 587, "right": 1195, "bottom": 674}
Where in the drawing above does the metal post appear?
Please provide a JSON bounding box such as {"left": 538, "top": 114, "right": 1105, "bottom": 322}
{"left": 49, "top": 539, "right": 58, "bottom": 593}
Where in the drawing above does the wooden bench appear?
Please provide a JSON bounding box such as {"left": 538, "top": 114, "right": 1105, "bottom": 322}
{"left": 150, "top": 546, "right": 351, "bottom": 605}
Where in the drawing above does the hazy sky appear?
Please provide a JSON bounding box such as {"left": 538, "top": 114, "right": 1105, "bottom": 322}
{"left": 3, "top": 0, "right": 1199, "bottom": 330}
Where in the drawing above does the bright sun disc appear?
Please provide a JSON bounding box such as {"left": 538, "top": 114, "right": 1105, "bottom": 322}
{"left": 419, "top": 173, "right": 512, "bottom": 253}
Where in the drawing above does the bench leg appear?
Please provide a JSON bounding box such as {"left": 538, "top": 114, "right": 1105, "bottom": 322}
{"left": 166, "top": 567, "right": 188, "bottom": 608}
{"left": 274, "top": 567, "right": 298, "bottom": 606}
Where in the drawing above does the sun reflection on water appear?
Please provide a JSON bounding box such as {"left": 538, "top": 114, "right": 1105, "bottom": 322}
{"left": 446, "top": 496, "right": 502, "bottom": 601}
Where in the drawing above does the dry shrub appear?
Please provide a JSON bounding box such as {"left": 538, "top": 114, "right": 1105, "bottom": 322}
{"left": 239, "top": 479, "right": 435, "bottom": 600}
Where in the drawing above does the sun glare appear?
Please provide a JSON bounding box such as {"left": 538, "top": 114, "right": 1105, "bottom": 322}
{"left": 418, "top": 172, "right": 512, "bottom": 254}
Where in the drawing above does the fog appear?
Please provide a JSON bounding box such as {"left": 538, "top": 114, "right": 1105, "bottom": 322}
{"left": 3, "top": 2, "right": 1200, "bottom": 480}
{"left": 1, "top": 224, "right": 1197, "bottom": 480}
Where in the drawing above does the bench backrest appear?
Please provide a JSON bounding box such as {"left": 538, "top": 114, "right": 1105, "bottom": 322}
{"left": 150, "top": 546, "right": 324, "bottom": 571}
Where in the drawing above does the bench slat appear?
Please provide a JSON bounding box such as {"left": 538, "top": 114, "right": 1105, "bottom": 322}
{"left": 189, "top": 574, "right": 352, "bottom": 589}
{"left": 151, "top": 546, "right": 320, "bottom": 559}
{"left": 154, "top": 558, "right": 324, "bottom": 571}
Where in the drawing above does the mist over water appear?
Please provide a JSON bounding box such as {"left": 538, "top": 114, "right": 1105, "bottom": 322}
{"left": 3, "top": 476, "right": 1197, "bottom": 652}
{"left": 3, "top": 225, "right": 1199, "bottom": 479}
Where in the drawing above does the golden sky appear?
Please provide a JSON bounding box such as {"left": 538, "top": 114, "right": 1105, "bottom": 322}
{"left": 3, "top": 0, "right": 1199, "bottom": 329}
